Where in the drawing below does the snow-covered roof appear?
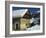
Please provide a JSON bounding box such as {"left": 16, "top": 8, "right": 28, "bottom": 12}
{"left": 12, "top": 9, "right": 28, "bottom": 18}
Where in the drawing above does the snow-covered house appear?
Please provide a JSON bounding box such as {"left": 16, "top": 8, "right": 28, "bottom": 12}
{"left": 12, "top": 9, "right": 32, "bottom": 31}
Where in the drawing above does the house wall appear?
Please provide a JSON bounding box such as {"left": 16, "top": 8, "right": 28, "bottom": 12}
{"left": 13, "top": 18, "right": 31, "bottom": 31}
{"left": 12, "top": 18, "right": 20, "bottom": 31}
{"left": 20, "top": 18, "right": 30, "bottom": 30}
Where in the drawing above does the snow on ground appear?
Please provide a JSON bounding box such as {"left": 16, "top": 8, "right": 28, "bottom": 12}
{"left": 26, "top": 25, "right": 40, "bottom": 31}
{"left": 28, "top": 16, "right": 40, "bottom": 31}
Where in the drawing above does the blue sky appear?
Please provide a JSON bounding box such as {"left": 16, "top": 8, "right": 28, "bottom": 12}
{"left": 12, "top": 7, "right": 40, "bottom": 14}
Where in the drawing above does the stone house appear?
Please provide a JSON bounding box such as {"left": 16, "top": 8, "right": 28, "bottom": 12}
{"left": 12, "top": 9, "right": 31, "bottom": 31}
